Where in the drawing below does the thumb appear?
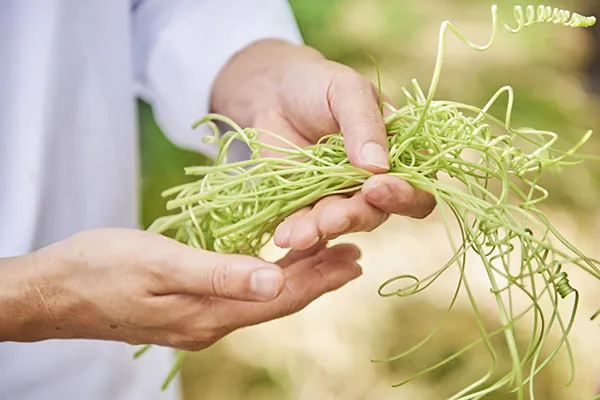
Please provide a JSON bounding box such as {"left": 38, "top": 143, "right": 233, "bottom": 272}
{"left": 327, "top": 67, "right": 390, "bottom": 172}
{"left": 159, "top": 245, "right": 285, "bottom": 302}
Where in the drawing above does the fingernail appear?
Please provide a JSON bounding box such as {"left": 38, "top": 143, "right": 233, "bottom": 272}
{"left": 363, "top": 177, "right": 392, "bottom": 203}
{"left": 360, "top": 142, "right": 389, "bottom": 170}
{"left": 250, "top": 269, "right": 281, "bottom": 300}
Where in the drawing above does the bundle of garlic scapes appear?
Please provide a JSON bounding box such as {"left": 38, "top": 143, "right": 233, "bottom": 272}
{"left": 139, "top": 5, "right": 600, "bottom": 399}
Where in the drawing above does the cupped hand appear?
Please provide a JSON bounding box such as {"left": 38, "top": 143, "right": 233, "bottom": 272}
{"left": 7, "top": 228, "right": 360, "bottom": 351}
{"left": 211, "top": 40, "right": 436, "bottom": 251}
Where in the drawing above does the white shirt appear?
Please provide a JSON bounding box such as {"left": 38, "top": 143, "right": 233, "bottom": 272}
{"left": 0, "top": 1, "right": 301, "bottom": 399}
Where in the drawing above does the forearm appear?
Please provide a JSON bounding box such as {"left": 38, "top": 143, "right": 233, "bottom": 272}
{"left": 0, "top": 254, "right": 54, "bottom": 342}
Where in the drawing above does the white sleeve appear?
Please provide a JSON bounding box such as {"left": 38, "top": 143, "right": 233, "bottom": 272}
{"left": 132, "top": 0, "right": 303, "bottom": 160}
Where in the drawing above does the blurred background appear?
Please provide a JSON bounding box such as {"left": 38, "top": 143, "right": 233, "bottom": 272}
{"left": 138, "top": 0, "right": 600, "bottom": 398}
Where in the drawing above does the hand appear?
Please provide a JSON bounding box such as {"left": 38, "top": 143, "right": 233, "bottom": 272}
{"left": 0, "top": 228, "right": 361, "bottom": 351}
{"left": 211, "top": 40, "right": 436, "bottom": 251}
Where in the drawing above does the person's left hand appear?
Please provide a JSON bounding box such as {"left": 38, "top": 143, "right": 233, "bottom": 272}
{"left": 211, "top": 39, "right": 436, "bottom": 251}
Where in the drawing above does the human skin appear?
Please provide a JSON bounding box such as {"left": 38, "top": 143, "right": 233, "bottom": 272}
{"left": 0, "top": 39, "right": 434, "bottom": 351}
{"left": 211, "top": 39, "right": 436, "bottom": 250}
{"left": 0, "top": 229, "right": 361, "bottom": 350}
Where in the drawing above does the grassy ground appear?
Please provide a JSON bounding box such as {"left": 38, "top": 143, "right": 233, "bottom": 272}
{"left": 138, "top": 1, "right": 600, "bottom": 398}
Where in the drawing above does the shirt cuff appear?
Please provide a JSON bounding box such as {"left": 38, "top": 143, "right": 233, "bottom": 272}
{"left": 134, "top": 0, "right": 303, "bottom": 161}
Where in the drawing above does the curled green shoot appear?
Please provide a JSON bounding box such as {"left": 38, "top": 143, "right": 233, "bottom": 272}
{"left": 142, "top": 4, "right": 599, "bottom": 398}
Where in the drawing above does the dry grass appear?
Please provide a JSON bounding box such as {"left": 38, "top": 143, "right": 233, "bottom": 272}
{"left": 181, "top": 210, "right": 600, "bottom": 399}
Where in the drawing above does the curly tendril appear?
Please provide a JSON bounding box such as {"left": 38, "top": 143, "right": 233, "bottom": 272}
{"left": 506, "top": 5, "right": 597, "bottom": 33}
{"left": 141, "top": 4, "right": 599, "bottom": 399}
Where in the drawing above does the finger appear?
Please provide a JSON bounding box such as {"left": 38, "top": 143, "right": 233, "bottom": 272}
{"left": 281, "top": 243, "right": 362, "bottom": 275}
{"left": 153, "top": 239, "right": 285, "bottom": 302}
{"left": 220, "top": 244, "right": 362, "bottom": 329}
{"left": 361, "top": 175, "right": 437, "bottom": 219}
{"left": 316, "top": 192, "right": 389, "bottom": 235}
{"left": 274, "top": 196, "right": 345, "bottom": 249}
{"left": 276, "top": 241, "right": 328, "bottom": 268}
{"left": 328, "top": 67, "right": 390, "bottom": 172}
{"left": 273, "top": 207, "right": 311, "bottom": 248}
{"left": 286, "top": 193, "right": 388, "bottom": 250}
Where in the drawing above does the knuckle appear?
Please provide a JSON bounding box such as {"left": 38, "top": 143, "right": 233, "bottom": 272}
{"left": 329, "top": 69, "right": 368, "bottom": 102}
{"left": 355, "top": 111, "right": 386, "bottom": 133}
{"left": 313, "top": 195, "right": 345, "bottom": 211}
{"left": 207, "top": 259, "right": 233, "bottom": 298}
{"left": 344, "top": 211, "right": 361, "bottom": 231}
{"left": 328, "top": 206, "right": 356, "bottom": 233}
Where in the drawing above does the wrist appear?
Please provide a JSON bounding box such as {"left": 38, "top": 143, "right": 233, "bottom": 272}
{"left": 0, "top": 255, "right": 39, "bottom": 341}
{"left": 210, "top": 39, "right": 324, "bottom": 126}
{"left": 0, "top": 252, "right": 66, "bottom": 342}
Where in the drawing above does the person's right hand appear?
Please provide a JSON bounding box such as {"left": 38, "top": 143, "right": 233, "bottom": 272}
{"left": 0, "top": 228, "right": 361, "bottom": 350}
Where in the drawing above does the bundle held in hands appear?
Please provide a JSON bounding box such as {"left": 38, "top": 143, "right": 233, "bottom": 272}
{"left": 141, "top": 4, "right": 600, "bottom": 399}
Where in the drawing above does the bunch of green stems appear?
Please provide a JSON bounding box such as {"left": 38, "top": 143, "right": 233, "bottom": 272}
{"left": 142, "top": 5, "right": 600, "bottom": 399}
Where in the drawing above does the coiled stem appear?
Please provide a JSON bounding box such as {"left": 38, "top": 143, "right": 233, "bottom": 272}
{"left": 507, "top": 5, "right": 597, "bottom": 33}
